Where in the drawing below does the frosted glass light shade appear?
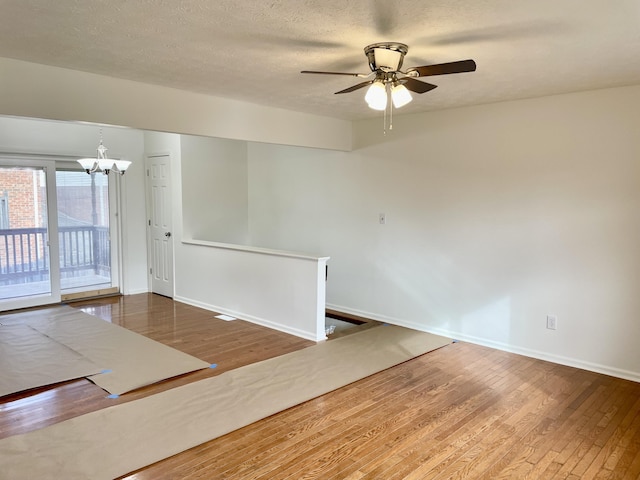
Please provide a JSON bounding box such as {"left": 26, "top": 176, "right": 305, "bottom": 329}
{"left": 98, "top": 158, "right": 114, "bottom": 172}
{"left": 113, "top": 160, "right": 131, "bottom": 173}
{"left": 365, "top": 82, "right": 387, "bottom": 110}
{"left": 77, "top": 158, "right": 97, "bottom": 171}
{"left": 391, "top": 84, "right": 412, "bottom": 108}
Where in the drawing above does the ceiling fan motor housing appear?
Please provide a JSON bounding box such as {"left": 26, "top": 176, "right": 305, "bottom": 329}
{"left": 365, "top": 42, "right": 409, "bottom": 72}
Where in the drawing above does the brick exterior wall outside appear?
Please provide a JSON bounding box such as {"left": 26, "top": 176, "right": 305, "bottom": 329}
{"left": 0, "top": 169, "right": 48, "bottom": 272}
{"left": 0, "top": 170, "right": 47, "bottom": 229}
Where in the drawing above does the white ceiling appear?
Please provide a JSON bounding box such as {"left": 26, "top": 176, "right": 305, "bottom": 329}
{"left": 1, "top": 0, "right": 640, "bottom": 121}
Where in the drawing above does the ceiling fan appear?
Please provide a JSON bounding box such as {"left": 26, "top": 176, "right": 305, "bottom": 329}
{"left": 301, "top": 42, "right": 476, "bottom": 111}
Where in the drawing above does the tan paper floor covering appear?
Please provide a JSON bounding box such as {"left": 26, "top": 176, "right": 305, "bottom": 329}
{"left": 0, "top": 325, "right": 450, "bottom": 480}
{"left": 0, "top": 324, "right": 104, "bottom": 397}
{"left": 0, "top": 306, "right": 210, "bottom": 395}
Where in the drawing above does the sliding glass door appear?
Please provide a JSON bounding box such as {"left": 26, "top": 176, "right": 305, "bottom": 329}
{"left": 56, "top": 170, "right": 113, "bottom": 294}
{"left": 0, "top": 160, "right": 60, "bottom": 310}
{"left": 1, "top": 156, "right": 121, "bottom": 311}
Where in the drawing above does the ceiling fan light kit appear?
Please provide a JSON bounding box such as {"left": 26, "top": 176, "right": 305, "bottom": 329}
{"left": 302, "top": 42, "right": 476, "bottom": 131}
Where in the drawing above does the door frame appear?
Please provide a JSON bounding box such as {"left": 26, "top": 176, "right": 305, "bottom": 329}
{"left": 0, "top": 152, "right": 128, "bottom": 310}
{"left": 55, "top": 163, "right": 122, "bottom": 301}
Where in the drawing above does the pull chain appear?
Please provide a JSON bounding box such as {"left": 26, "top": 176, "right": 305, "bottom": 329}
{"left": 382, "top": 95, "right": 395, "bottom": 135}
{"left": 383, "top": 101, "right": 387, "bottom": 135}
{"left": 382, "top": 83, "right": 395, "bottom": 135}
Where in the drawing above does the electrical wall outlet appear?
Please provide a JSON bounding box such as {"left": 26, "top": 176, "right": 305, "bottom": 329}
{"left": 546, "top": 315, "right": 558, "bottom": 330}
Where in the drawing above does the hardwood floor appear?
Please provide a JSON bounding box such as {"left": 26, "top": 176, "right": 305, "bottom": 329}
{"left": 2, "top": 294, "right": 639, "bottom": 479}
{"left": 0, "top": 294, "right": 314, "bottom": 439}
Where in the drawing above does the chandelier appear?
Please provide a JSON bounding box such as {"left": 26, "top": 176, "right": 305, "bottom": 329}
{"left": 77, "top": 131, "right": 131, "bottom": 175}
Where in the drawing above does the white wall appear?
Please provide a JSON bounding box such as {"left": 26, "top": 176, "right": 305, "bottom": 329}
{"left": 0, "top": 57, "right": 352, "bottom": 151}
{"left": 181, "top": 135, "right": 249, "bottom": 244}
{"left": 248, "top": 85, "right": 640, "bottom": 381}
{"left": 175, "top": 240, "right": 328, "bottom": 341}
{"left": 0, "top": 117, "right": 148, "bottom": 295}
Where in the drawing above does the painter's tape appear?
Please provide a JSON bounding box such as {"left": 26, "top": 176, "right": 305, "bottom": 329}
{"left": 209, "top": 364, "right": 218, "bottom": 369}
{"left": 100, "top": 369, "right": 113, "bottom": 374}
{"left": 107, "top": 394, "right": 120, "bottom": 399}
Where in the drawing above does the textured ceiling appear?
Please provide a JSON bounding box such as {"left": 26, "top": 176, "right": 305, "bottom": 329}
{"left": 1, "top": 0, "right": 640, "bottom": 120}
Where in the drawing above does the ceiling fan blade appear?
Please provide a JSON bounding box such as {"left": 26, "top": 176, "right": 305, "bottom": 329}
{"left": 406, "top": 59, "right": 476, "bottom": 77}
{"left": 334, "top": 81, "right": 374, "bottom": 94}
{"left": 402, "top": 78, "right": 438, "bottom": 94}
{"left": 301, "top": 70, "right": 368, "bottom": 78}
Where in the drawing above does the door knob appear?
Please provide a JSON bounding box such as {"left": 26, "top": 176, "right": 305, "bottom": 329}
{"left": 164, "top": 231, "right": 172, "bottom": 237}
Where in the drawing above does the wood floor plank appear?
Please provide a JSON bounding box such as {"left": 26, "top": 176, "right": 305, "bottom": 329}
{"left": 602, "top": 401, "right": 640, "bottom": 475}
{"left": 607, "top": 410, "right": 640, "bottom": 479}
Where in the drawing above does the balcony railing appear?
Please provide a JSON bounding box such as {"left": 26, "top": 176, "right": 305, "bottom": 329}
{"left": 0, "top": 226, "right": 110, "bottom": 285}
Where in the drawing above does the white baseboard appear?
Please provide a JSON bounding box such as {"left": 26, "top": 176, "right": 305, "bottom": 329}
{"left": 123, "top": 288, "right": 150, "bottom": 296}
{"left": 175, "top": 295, "right": 323, "bottom": 342}
{"left": 326, "top": 303, "right": 640, "bottom": 383}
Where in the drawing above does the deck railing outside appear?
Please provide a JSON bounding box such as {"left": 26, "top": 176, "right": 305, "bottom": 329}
{"left": 0, "top": 226, "right": 110, "bottom": 285}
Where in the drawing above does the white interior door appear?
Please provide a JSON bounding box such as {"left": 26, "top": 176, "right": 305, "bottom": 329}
{"left": 146, "top": 155, "right": 174, "bottom": 297}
